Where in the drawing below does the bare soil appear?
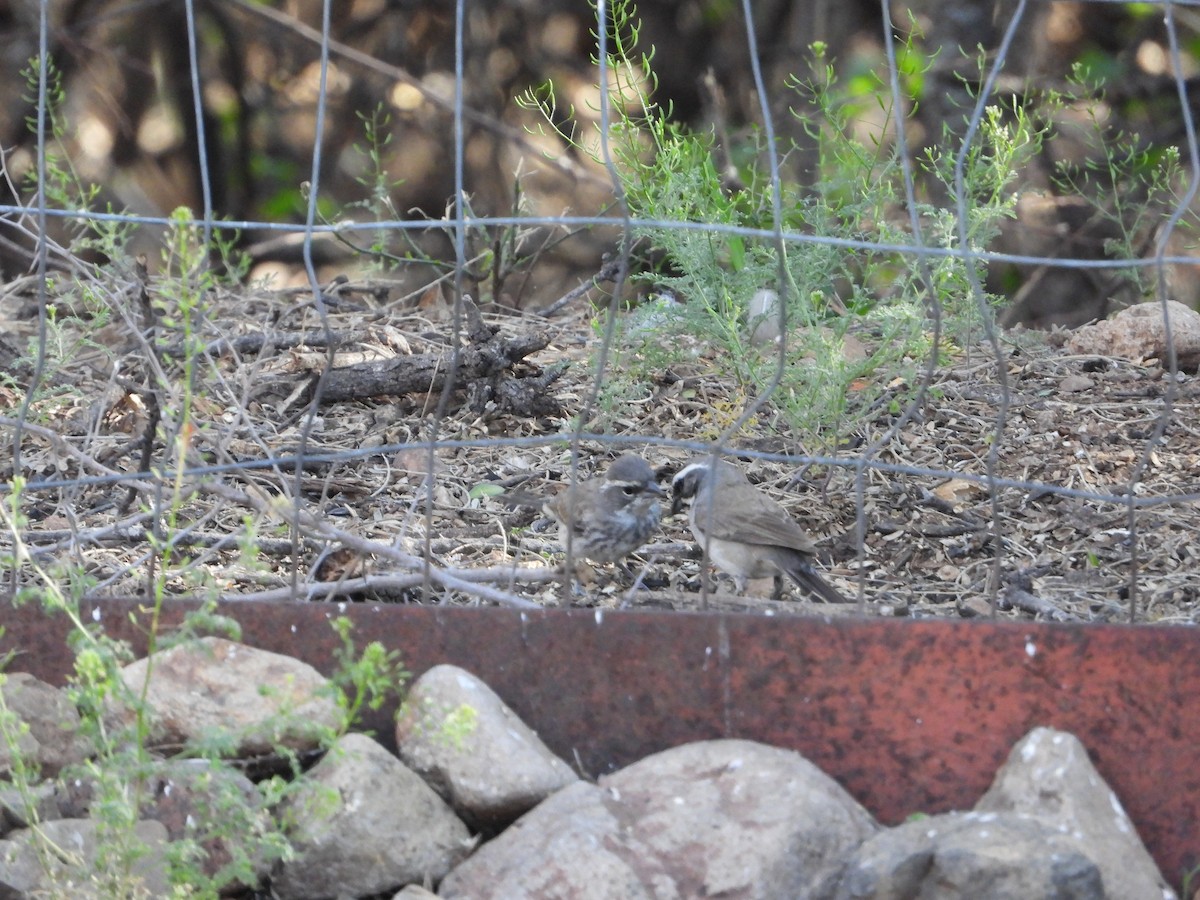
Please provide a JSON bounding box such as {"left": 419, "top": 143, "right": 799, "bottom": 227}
{"left": 4, "top": 279, "right": 1198, "bottom": 626}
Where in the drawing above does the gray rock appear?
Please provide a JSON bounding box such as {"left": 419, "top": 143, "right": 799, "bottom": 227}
{"left": 137, "top": 757, "right": 273, "bottom": 893}
{"left": 392, "top": 886, "right": 440, "bottom": 899}
{"left": 977, "top": 726, "right": 1176, "bottom": 900}
{"left": 116, "top": 637, "right": 341, "bottom": 755}
{"left": 0, "top": 673, "right": 90, "bottom": 779}
{"left": 825, "top": 810, "right": 1107, "bottom": 899}
{"left": 748, "top": 288, "right": 782, "bottom": 346}
{"left": 0, "top": 818, "right": 169, "bottom": 898}
{"left": 442, "top": 780, "right": 667, "bottom": 899}
{"left": 441, "top": 738, "right": 878, "bottom": 899}
{"left": 272, "top": 732, "right": 472, "bottom": 900}
{"left": 0, "top": 781, "right": 60, "bottom": 834}
{"left": 396, "top": 664, "right": 578, "bottom": 829}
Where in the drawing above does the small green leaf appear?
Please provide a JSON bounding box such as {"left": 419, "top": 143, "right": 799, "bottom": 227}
{"left": 470, "top": 483, "right": 506, "bottom": 500}
{"left": 727, "top": 236, "right": 745, "bottom": 271}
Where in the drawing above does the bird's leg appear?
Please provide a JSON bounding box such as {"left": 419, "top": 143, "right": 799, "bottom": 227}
{"left": 554, "top": 562, "right": 586, "bottom": 606}
{"left": 696, "top": 561, "right": 714, "bottom": 610}
{"left": 772, "top": 573, "right": 785, "bottom": 602}
{"left": 623, "top": 553, "right": 659, "bottom": 592}
{"left": 621, "top": 558, "right": 654, "bottom": 605}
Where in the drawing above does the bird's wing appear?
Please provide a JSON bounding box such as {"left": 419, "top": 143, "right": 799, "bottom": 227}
{"left": 546, "top": 484, "right": 600, "bottom": 535}
{"left": 705, "top": 508, "right": 820, "bottom": 556}
{"left": 694, "top": 487, "right": 818, "bottom": 554}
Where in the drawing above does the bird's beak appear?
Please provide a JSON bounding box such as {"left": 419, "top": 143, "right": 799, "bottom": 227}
{"left": 669, "top": 490, "right": 685, "bottom": 516}
{"left": 669, "top": 467, "right": 698, "bottom": 515}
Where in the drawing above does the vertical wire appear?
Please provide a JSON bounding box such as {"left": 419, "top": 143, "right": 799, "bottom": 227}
{"left": 565, "top": 0, "right": 636, "bottom": 596}
{"left": 693, "top": 0, "right": 793, "bottom": 609}
{"left": 721, "top": 0, "right": 789, "bottom": 438}
{"left": 291, "top": 0, "right": 337, "bottom": 598}
{"left": 1128, "top": 0, "right": 1197, "bottom": 622}
{"left": 8, "top": 1, "right": 52, "bottom": 593}
{"left": 182, "top": 0, "right": 214, "bottom": 244}
{"left": 951, "top": 0, "right": 1028, "bottom": 609}
{"left": 419, "top": 0, "right": 470, "bottom": 601}
{"left": 853, "top": 0, "right": 945, "bottom": 615}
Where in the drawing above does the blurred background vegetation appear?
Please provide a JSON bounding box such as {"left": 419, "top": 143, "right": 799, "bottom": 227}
{"left": 1, "top": 0, "right": 1199, "bottom": 325}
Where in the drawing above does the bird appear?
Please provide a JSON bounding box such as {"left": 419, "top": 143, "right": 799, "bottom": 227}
{"left": 537, "top": 454, "right": 665, "bottom": 566}
{"left": 670, "top": 457, "right": 848, "bottom": 603}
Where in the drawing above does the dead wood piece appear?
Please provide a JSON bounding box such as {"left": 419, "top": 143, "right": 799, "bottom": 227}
{"left": 255, "top": 324, "right": 560, "bottom": 416}
{"left": 999, "top": 585, "right": 1079, "bottom": 622}
{"left": 472, "top": 361, "right": 567, "bottom": 417}
{"left": 917, "top": 523, "right": 987, "bottom": 538}
{"left": 0, "top": 332, "right": 27, "bottom": 379}
{"left": 538, "top": 257, "right": 624, "bottom": 317}
{"left": 161, "top": 329, "right": 355, "bottom": 359}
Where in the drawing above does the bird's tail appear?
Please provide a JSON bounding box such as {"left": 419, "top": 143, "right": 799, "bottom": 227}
{"left": 785, "top": 561, "right": 851, "bottom": 604}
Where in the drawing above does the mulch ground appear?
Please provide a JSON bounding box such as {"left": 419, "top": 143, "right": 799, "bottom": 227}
{"left": 3, "top": 278, "right": 1198, "bottom": 625}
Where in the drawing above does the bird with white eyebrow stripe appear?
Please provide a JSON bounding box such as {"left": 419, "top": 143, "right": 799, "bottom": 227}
{"left": 671, "top": 457, "right": 848, "bottom": 603}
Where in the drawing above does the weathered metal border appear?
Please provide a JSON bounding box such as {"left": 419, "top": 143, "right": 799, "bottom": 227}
{"left": 3, "top": 599, "right": 1197, "bottom": 889}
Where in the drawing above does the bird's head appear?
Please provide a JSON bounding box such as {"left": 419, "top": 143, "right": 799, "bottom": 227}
{"left": 671, "top": 458, "right": 750, "bottom": 515}
{"left": 602, "top": 454, "right": 664, "bottom": 508}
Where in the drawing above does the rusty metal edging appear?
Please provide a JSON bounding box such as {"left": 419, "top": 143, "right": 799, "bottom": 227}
{"left": 2, "top": 599, "right": 1197, "bottom": 889}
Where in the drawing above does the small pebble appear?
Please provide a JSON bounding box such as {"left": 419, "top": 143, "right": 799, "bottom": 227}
{"left": 1058, "top": 374, "right": 1094, "bottom": 393}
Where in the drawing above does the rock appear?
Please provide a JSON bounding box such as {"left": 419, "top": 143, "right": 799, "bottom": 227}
{"left": 116, "top": 637, "right": 341, "bottom": 755}
{"left": 820, "top": 725, "right": 1179, "bottom": 900}
{"left": 395, "top": 664, "right": 578, "bottom": 830}
{"left": 0, "top": 781, "right": 59, "bottom": 833}
{"left": 956, "top": 594, "right": 994, "bottom": 618}
{"left": 977, "top": 726, "right": 1176, "bottom": 900}
{"left": 440, "top": 781, "right": 631, "bottom": 899}
{"left": 272, "top": 732, "right": 472, "bottom": 900}
{"left": 1058, "top": 374, "right": 1094, "bottom": 392}
{"left": 392, "top": 886, "right": 441, "bottom": 899}
{"left": 137, "top": 757, "right": 273, "bottom": 892}
{"left": 0, "top": 818, "right": 169, "bottom": 898}
{"left": 749, "top": 288, "right": 782, "bottom": 346}
{"left": 0, "top": 673, "right": 90, "bottom": 779}
{"left": 440, "top": 738, "right": 878, "bottom": 899}
{"left": 51, "top": 772, "right": 94, "bottom": 819}
{"left": 822, "top": 810, "right": 1105, "bottom": 899}
{"left": 1064, "top": 300, "right": 1200, "bottom": 371}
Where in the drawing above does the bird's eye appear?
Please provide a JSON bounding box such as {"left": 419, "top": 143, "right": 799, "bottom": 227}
{"left": 622, "top": 484, "right": 639, "bottom": 496}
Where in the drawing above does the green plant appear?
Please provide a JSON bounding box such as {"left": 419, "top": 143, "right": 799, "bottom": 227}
{"left": 439, "top": 703, "right": 479, "bottom": 749}
{"left": 20, "top": 55, "right": 135, "bottom": 262}
{"left": 340, "top": 103, "right": 405, "bottom": 272}
{"left": 454, "top": 179, "right": 591, "bottom": 306}
{"left": 328, "top": 617, "right": 410, "bottom": 736}
{"left": 338, "top": 122, "right": 583, "bottom": 306}
{"left": 1051, "top": 63, "right": 1199, "bottom": 303}
{"left": 399, "top": 694, "right": 481, "bottom": 752}
{"left": 0, "top": 49, "right": 421, "bottom": 895}
{"left": 0, "top": 613, "right": 408, "bottom": 894}
{"left": 3, "top": 296, "right": 111, "bottom": 422}
{"left": 3, "top": 482, "right": 301, "bottom": 895}
{"left": 1181, "top": 860, "right": 1200, "bottom": 900}
{"left": 518, "top": 3, "right": 1049, "bottom": 442}
{"left": 915, "top": 90, "right": 1050, "bottom": 340}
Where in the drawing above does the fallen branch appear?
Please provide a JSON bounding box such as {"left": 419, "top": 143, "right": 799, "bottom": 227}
{"left": 999, "top": 585, "right": 1079, "bottom": 623}
{"left": 255, "top": 321, "right": 563, "bottom": 417}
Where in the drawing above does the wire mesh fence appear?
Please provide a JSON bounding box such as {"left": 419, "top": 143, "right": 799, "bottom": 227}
{"left": 2, "top": 0, "right": 1199, "bottom": 622}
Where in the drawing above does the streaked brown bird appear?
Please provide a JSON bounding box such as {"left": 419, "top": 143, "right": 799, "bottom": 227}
{"left": 671, "top": 457, "right": 847, "bottom": 603}
{"left": 539, "top": 454, "right": 664, "bottom": 565}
